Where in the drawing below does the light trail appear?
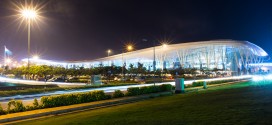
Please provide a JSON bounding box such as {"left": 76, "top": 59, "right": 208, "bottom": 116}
{"left": 0, "top": 75, "right": 252, "bottom": 103}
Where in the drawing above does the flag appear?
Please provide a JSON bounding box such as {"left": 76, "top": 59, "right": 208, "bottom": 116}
{"left": 4, "top": 46, "right": 12, "bottom": 56}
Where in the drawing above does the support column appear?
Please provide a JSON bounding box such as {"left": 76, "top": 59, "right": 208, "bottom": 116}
{"left": 175, "top": 78, "right": 185, "bottom": 93}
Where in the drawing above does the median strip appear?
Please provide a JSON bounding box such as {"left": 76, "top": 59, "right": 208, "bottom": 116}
{"left": 0, "top": 91, "right": 172, "bottom": 124}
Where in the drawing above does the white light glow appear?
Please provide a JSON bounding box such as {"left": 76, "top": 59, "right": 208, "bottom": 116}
{"left": 252, "top": 75, "right": 264, "bottom": 81}
{"left": 107, "top": 50, "right": 111, "bottom": 53}
{"left": 162, "top": 43, "right": 167, "bottom": 48}
{"left": 21, "top": 9, "right": 37, "bottom": 19}
{"left": 32, "top": 55, "right": 39, "bottom": 60}
{"left": 252, "top": 74, "right": 272, "bottom": 82}
{"left": 6, "top": 58, "right": 12, "bottom": 63}
{"left": 127, "top": 45, "right": 133, "bottom": 51}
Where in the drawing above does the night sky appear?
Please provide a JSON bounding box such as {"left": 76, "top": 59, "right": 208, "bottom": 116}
{"left": 0, "top": 0, "right": 272, "bottom": 61}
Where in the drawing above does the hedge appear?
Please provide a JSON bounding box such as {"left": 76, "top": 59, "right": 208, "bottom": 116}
{"left": 0, "top": 84, "right": 173, "bottom": 115}
{"left": 0, "top": 104, "right": 5, "bottom": 115}
{"left": 41, "top": 90, "right": 110, "bottom": 108}
{"left": 7, "top": 100, "right": 26, "bottom": 113}
{"left": 190, "top": 79, "right": 241, "bottom": 88}
{"left": 192, "top": 81, "right": 204, "bottom": 87}
{"left": 113, "top": 90, "right": 125, "bottom": 98}
{"left": 126, "top": 84, "right": 172, "bottom": 96}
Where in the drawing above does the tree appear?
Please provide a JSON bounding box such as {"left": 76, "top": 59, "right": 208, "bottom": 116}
{"left": 137, "top": 62, "right": 146, "bottom": 75}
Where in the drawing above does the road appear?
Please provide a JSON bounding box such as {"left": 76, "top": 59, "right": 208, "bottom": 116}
{"left": 0, "top": 75, "right": 251, "bottom": 109}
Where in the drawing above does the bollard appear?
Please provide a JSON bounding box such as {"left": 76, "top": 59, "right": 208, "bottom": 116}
{"left": 175, "top": 78, "right": 185, "bottom": 94}
{"left": 203, "top": 81, "right": 207, "bottom": 89}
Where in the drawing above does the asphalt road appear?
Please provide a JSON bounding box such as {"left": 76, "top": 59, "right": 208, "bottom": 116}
{"left": 0, "top": 75, "right": 251, "bottom": 109}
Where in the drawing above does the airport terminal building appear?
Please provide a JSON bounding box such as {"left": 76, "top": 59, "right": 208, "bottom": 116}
{"left": 26, "top": 40, "right": 269, "bottom": 75}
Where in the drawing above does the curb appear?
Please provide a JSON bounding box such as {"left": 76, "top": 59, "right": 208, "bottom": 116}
{"left": 0, "top": 91, "right": 172, "bottom": 124}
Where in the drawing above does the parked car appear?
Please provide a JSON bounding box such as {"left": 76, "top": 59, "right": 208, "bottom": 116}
{"left": 36, "top": 77, "right": 45, "bottom": 81}
{"left": 134, "top": 76, "right": 145, "bottom": 82}
{"left": 47, "top": 77, "right": 66, "bottom": 82}
{"left": 117, "top": 77, "right": 128, "bottom": 81}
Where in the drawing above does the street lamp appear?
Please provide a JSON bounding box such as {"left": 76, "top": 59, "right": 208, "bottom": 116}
{"left": 32, "top": 55, "right": 39, "bottom": 60}
{"left": 107, "top": 49, "right": 111, "bottom": 66}
{"left": 127, "top": 45, "right": 133, "bottom": 51}
{"left": 161, "top": 43, "right": 168, "bottom": 81}
{"left": 107, "top": 49, "right": 111, "bottom": 57}
{"left": 20, "top": 8, "right": 38, "bottom": 79}
{"left": 153, "top": 41, "right": 156, "bottom": 86}
{"left": 162, "top": 43, "right": 167, "bottom": 48}
{"left": 161, "top": 43, "right": 168, "bottom": 69}
{"left": 152, "top": 42, "right": 168, "bottom": 85}
{"left": 6, "top": 58, "right": 12, "bottom": 64}
{"left": 122, "top": 44, "right": 134, "bottom": 82}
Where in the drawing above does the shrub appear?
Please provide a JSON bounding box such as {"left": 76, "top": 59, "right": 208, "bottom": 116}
{"left": 192, "top": 81, "right": 204, "bottom": 87}
{"left": 25, "top": 105, "right": 35, "bottom": 111}
{"left": 41, "top": 90, "right": 108, "bottom": 108}
{"left": 0, "top": 84, "right": 174, "bottom": 115}
{"left": 33, "top": 98, "right": 39, "bottom": 109}
{"left": 127, "top": 84, "right": 172, "bottom": 96}
{"left": 92, "top": 90, "right": 109, "bottom": 101}
{"left": 148, "top": 86, "right": 161, "bottom": 93}
{"left": 160, "top": 84, "right": 172, "bottom": 91}
{"left": 113, "top": 90, "right": 124, "bottom": 98}
{"left": 126, "top": 87, "right": 141, "bottom": 96}
{"left": 7, "top": 100, "right": 25, "bottom": 113}
{"left": 0, "top": 104, "right": 6, "bottom": 115}
{"left": 140, "top": 86, "right": 152, "bottom": 94}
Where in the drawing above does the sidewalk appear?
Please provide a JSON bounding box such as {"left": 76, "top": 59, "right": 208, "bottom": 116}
{"left": 0, "top": 92, "right": 172, "bottom": 124}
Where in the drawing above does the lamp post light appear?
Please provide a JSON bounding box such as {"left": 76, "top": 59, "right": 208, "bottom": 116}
{"left": 127, "top": 45, "right": 133, "bottom": 51}
{"left": 20, "top": 8, "right": 38, "bottom": 79}
{"left": 33, "top": 55, "right": 39, "bottom": 60}
{"left": 6, "top": 58, "right": 12, "bottom": 64}
{"left": 107, "top": 49, "right": 111, "bottom": 66}
{"left": 153, "top": 41, "right": 156, "bottom": 86}
{"left": 152, "top": 42, "right": 168, "bottom": 85}
{"left": 161, "top": 43, "right": 168, "bottom": 81}
{"left": 107, "top": 49, "right": 111, "bottom": 57}
{"left": 122, "top": 44, "right": 133, "bottom": 82}
{"left": 106, "top": 49, "right": 112, "bottom": 82}
{"left": 162, "top": 43, "right": 167, "bottom": 48}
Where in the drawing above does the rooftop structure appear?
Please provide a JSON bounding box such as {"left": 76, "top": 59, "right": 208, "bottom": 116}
{"left": 23, "top": 40, "right": 268, "bottom": 75}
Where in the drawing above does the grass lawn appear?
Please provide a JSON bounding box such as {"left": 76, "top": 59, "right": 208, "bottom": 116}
{"left": 15, "top": 81, "right": 272, "bottom": 125}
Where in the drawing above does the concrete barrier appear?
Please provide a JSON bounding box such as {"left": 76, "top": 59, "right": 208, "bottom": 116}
{"left": 175, "top": 78, "right": 185, "bottom": 93}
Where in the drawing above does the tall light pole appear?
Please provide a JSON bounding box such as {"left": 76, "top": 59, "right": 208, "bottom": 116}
{"left": 107, "top": 49, "right": 111, "bottom": 57}
{"left": 153, "top": 41, "right": 156, "bottom": 86}
{"left": 107, "top": 49, "right": 111, "bottom": 66}
{"left": 122, "top": 45, "right": 133, "bottom": 82}
{"left": 161, "top": 43, "right": 168, "bottom": 81}
{"left": 32, "top": 55, "right": 40, "bottom": 60}
{"left": 21, "top": 8, "right": 38, "bottom": 79}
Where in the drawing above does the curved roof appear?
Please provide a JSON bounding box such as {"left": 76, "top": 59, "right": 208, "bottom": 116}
{"left": 40, "top": 40, "right": 267, "bottom": 64}
{"left": 79, "top": 40, "right": 268, "bottom": 63}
